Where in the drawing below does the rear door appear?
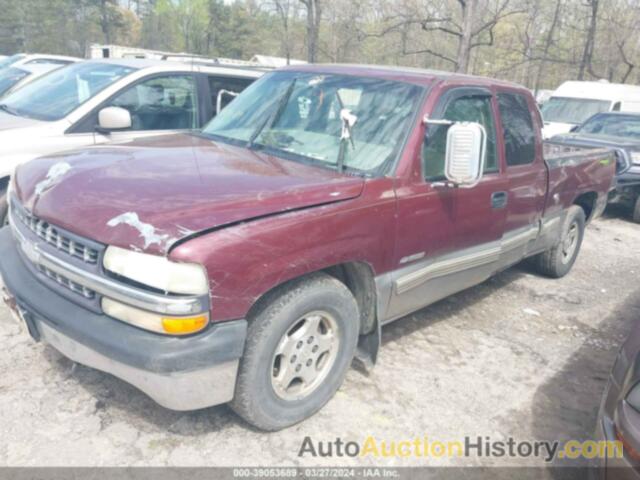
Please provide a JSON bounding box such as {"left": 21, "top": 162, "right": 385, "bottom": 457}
{"left": 495, "top": 90, "right": 547, "bottom": 266}
{"left": 205, "top": 74, "right": 256, "bottom": 121}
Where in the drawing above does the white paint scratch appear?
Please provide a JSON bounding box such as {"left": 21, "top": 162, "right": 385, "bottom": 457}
{"left": 107, "top": 212, "right": 174, "bottom": 249}
{"left": 34, "top": 162, "right": 72, "bottom": 196}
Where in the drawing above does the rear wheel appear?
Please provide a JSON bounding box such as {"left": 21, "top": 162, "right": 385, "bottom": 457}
{"left": 231, "top": 273, "right": 359, "bottom": 431}
{"left": 531, "top": 205, "right": 586, "bottom": 278}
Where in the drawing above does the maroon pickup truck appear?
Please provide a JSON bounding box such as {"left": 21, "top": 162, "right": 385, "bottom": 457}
{"left": 0, "top": 65, "right": 615, "bottom": 430}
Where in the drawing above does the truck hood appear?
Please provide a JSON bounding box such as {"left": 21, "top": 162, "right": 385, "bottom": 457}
{"left": 14, "top": 134, "right": 365, "bottom": 255}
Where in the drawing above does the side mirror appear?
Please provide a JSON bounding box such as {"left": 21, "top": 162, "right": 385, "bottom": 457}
{"left": 97, "top": 106, "right": 132, "bottom": 133}
{"left": 569, "top": 125, "right": 580, "bottom": 133}
{"left": 444, "top": 122, "right": 486, "bottom": 188}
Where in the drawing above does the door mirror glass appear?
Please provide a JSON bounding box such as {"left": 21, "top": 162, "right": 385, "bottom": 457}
{"left": 444, "top": 122, "right": 486, "bottom": 187}
{"left": 98, "top": 106, "right": 132, "bottom": 132}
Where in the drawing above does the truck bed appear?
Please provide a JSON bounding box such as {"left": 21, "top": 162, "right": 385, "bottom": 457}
{"left": 542, "top": 142, "right": 616, "bottom": 219}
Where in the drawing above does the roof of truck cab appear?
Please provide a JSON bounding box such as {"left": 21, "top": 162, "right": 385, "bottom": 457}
{"left": 280, "top": 63, "right": 526, "bottom": 89}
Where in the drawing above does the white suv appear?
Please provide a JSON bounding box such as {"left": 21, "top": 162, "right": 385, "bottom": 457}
{"left": 0, "top": 54, "right": 80, "bottom": 70}
{"left": 0, "top": 58, "right": 265, "bottom": 223}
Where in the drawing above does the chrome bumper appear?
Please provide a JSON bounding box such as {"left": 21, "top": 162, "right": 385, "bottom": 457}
{"left": 0, "top": 227, "right": 247, "bottom": 411}
{"left": 39, "top": 320, "right": 239, "bottom": 410}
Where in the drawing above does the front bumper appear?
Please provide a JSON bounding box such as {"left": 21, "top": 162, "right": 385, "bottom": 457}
{"left": 0, "top": 227, "right": 247, "bottom": 410}
{"left": 610, "top": 169, "right": 640, "bottom": 205}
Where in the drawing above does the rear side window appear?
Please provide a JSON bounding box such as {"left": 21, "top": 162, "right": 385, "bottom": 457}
{"left": 498, "top": 93, "right": 536, "bottom": 166}
{"left": 208, "top": 75, "right": 255, "bottom": 117}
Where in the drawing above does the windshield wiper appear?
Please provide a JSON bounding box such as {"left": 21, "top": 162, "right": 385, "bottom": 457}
{"left": 247, "top": 79, "right": 297, "bottom": 149}
{"left": 333, "top": 90, "right": 358, "bottom": 173}
{"left": 337, "top": 110, "right": 358, "bottom": 173}
{"left": 0, "top": 104, "right": 19, "bottom": 117}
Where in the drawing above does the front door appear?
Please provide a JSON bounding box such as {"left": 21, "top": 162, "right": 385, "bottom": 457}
{"left": 93, "top": 74, "right": 200, "bottom": 145}
{"left": 385, "top": 87, "right": 508, "bottom": 321}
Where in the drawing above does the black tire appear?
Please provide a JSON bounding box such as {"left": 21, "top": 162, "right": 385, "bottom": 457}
{"left": 531, "top": 205, "right": 586, "bottom": 278}
{"left": 633, "top": 195, "right": 640, "bottom": 224}
{"left": 231, "top": 272, "right": 359, "bottom": 431}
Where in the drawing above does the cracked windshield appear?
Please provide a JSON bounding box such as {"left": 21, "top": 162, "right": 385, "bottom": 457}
{"left": 203, "top": 72, "right": 422, "bottom": 174}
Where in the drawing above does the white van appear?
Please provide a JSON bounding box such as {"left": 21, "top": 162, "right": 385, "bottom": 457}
{"left": 541, "top": 81, "right": 640, "bottom": 138}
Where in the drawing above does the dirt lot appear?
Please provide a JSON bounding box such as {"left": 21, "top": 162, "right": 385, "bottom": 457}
{"left": 0, "top": 207, "right": 639, "bottom": 471}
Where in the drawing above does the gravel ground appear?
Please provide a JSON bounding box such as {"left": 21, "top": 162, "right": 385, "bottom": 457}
{"left": 0, "top": 207, "right": 639, "bottom": 472}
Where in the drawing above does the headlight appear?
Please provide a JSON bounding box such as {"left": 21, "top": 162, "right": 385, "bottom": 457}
{"left": 103, "top": 246, "right": 209, "bottom": 295}
{"left": 630, "top": 151, "right": 640, "bottom": 166}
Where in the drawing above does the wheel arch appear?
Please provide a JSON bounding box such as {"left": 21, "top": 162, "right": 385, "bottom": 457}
{"left": 573, "top": 191, "right": 598, "bottom": 223}
{"left": 245, "top": 260, "right": 382, "bottom": 368}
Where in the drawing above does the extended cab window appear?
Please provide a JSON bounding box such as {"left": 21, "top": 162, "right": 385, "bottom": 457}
{"left": 208, "top": 75, "right": 254, "bottom": 116}
{"left": 108, "top": 75, "right": 198, "bottom": 130}
{"left": 423, "top": 95, "right": 498, "bottom": 179}
{"left": 498, "top": 93, "right": 536, "bottom": 166}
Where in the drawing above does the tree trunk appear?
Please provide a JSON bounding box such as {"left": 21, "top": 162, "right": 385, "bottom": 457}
{"left": 275, "top": 1, "right": 292, "bottom": 64}
{"left": 533, "top": 0, "right": 562, "bottom": 95}
{"left": 100, "top": 0, "right": 112, "bottom": 44}
{"left": 578, "top": 0, "right": 599, "bottom": 80}
{"left": 301, "top": 0, "right": 321, "bottom": 62}
{"left": 455, "top": 0, "right": 476, "bottom": 73}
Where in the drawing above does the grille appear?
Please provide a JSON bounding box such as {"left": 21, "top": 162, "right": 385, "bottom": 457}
{"left": 37, "top": 265, "right": 96, "bottom": 300}
{"left": 14, "top": 208, "right": 99, "bottom": 264}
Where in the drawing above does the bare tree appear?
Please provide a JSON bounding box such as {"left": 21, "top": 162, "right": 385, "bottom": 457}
{"left": 370, "top": 0, "right": 522, "bottom": 73}
{"left": 533, "top": 0, "right": 562, "bottom": 94}
{"left": 455, "top": 0, "right": 477, "bottom": 73}
{"left": 300, "top": 0, "right": 321, "bottom": 62}
{"left": 273, "top": 0, "right": 296, "bottom": 63}
{"left": 577, "top": 0, "right": 599, "bottom": 80}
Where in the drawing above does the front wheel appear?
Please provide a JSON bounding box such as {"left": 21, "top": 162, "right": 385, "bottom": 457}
{"left": 231, "top": 273, "right": 359, "bottom": 431}
{"left": 531, "top": 205, "right": 586, "bottom": 278}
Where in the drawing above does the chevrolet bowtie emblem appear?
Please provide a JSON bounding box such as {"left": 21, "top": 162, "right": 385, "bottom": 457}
{"left": 20, "top": 239, "right": 41, "bottom": 264}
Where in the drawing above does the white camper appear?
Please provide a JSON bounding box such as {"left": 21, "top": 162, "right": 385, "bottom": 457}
{"left": 541, "top": 80, "right": 640, "bottom": 138}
